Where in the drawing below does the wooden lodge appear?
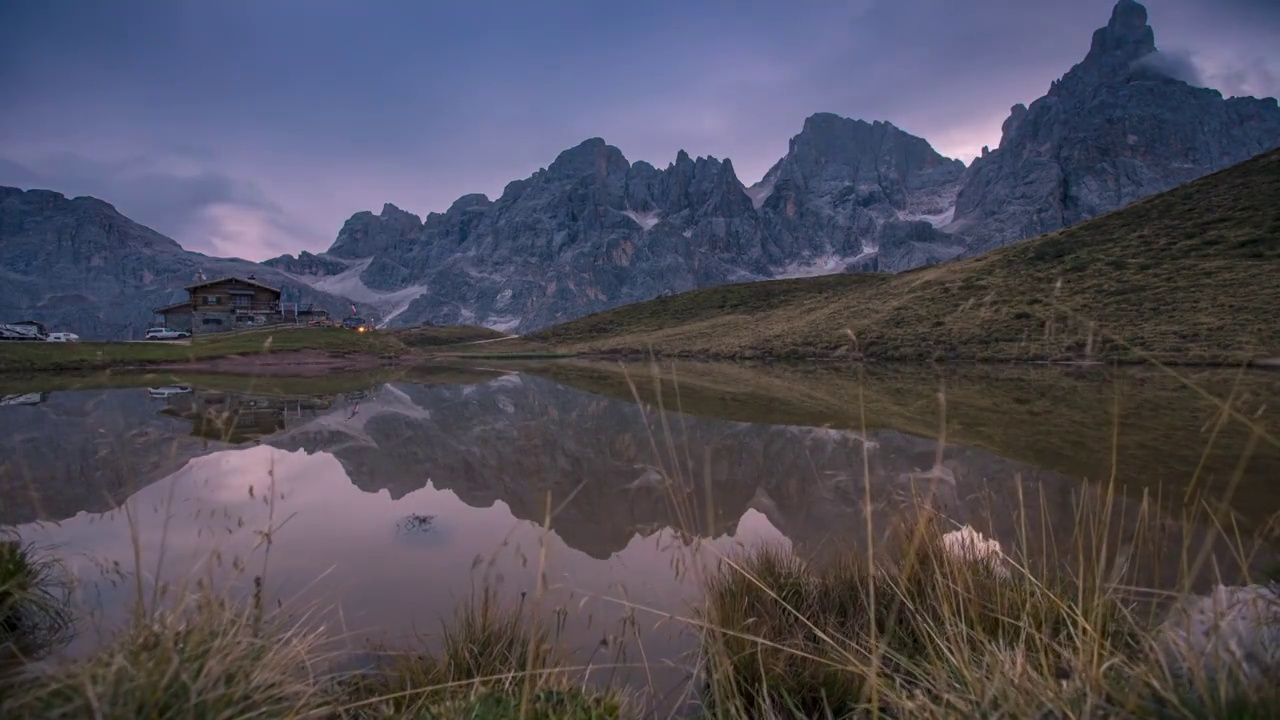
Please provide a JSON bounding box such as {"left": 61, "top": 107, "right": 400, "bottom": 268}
{"left": 155, "top": 276, "right": 283, "bottom": 335}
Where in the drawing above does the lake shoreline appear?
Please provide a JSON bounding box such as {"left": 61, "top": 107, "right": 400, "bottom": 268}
{"left": 5, "top": 345, "right": 1280, "bottom": 377}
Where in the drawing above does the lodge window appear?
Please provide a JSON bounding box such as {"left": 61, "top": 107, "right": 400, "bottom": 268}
{"left": 202, "top": 318, "right": 223, "bottom": 326}
{"left": 231, "top": 295, "right": 251, "bottom": 308}
{"left": 202, "top": 296, "right": 220, "bottom": 305}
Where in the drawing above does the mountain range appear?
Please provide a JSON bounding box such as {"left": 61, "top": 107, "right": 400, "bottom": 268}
{"left": 2, "top": 0, "right": 1278, "bottom": 338}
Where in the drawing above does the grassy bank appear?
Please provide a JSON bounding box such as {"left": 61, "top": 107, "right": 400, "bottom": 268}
{"left": 388, "top": 325, "right": 510, "bottom": 348}
{"left": 0, "top": 327, "right": 407, "bottom": 373}
{"left": 0, "top": 324, "right": 520, "bottom": 373}
{"left": 528, "top": 148, "right": 1280, "bottom": 364}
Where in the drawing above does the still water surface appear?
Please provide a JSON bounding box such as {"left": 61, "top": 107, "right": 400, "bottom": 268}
{"left": 2, "top": 361, "right": 1278, "bottom": 701}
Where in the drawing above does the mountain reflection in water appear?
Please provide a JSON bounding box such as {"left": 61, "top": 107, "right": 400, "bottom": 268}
{"left": 1, "top": 363, "right": 1277, "bottom": 701}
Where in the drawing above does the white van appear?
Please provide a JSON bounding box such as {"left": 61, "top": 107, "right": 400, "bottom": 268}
{"left": 46, "top": 332, "right": 80, "bottom": 342}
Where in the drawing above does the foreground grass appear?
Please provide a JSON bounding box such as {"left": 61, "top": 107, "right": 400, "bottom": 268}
{"left": 0, "top": 584, "right": 623, "bottom": 720}
{"left": 0, "top": 530, "right": 73, "bottom": 666}
{"left": 698, "top": 531, "right": 1280, "bottom": 719}
{"left": 528, "top": 148, "right": 1280, "bottom": 364}
{"left": 3, "top": 515, "right": 1276, "bottom": 719}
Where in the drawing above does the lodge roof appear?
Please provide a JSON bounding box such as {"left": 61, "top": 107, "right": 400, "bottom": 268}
{"left": 184, "top": 276, "right": 282, "bottom": 294}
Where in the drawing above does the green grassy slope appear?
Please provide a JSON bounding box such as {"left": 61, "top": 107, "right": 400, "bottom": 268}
{"left": 529, "top": 149, "right": 1280, "bottom": 363}
{"left": 387, "top": 324, "right": 509, "bottom": 348}
{"left": 0, "top": 324, "right": 509, "bottom": 373}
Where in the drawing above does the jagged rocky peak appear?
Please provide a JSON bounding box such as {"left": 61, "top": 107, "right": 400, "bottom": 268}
{"left": 753, "top": 112, "right": 965, "bottom": 226}
{"left": 1085, "top": 0, "right": 1156, "bottom": 69}
{"left": 446, "top": 193, "right": 492, "bottom": 213}
{"left": 379, "top": 202, "right": 421, "bottom": 223}
{"left": 545, "top": 137, "right": 630, "bottom": 181}
{"left": 999, "top": 103, "right": 1029, "bottom": 146}
{"left": 951, "top": 0, "right": 1280, "bottom": 253}
{"left": 327, "top": 202, "right": 424, "bottom": 259}
{"left": 788, "top": 113, "right": 960, "bottom": 168}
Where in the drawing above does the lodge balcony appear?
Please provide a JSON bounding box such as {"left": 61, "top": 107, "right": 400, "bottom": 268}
{"left": 199, "top": 302, "right": 283, "bottom": 314}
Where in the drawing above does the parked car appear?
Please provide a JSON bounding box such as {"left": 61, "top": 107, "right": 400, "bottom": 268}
{"left": 148, "top": 385, "right": 192, "bottom": 398}
{"left": 46, "top": 332, "right": 80, "bottom": 342}
{"left": 341, "top": 316, "right": 373, "bottom": 332}
{"left": 144, "top": 327, "right": 190, "bottom": 340}
{"left": 1, "top": 392, "right": 47, "bottom": 406}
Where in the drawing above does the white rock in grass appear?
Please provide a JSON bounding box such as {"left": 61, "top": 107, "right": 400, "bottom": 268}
{"left": 940, "top": 525, "right": 1010, "bottom": 578}
{"left": 1156, "top": 582, "right": 1280, "bottom": 696}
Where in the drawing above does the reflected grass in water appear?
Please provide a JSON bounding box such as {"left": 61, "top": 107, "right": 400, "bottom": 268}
{"left": 534, "top": 359, "right": 1280, "bottom": 530}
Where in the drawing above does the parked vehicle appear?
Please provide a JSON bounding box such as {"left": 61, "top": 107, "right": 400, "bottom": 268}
{"left": 341, "top": 316, "right": 373, "bottom": 332}
{"left": 0, "top": 321, "right": 48, "bottom": 341}
{"left": 148, "top": 386, "right": 192, "bottom": 398}
{"left": 46, "top": 332, "right": 80, "bottom": 342}
{"left": 144, "top": 327, "right": 191, "bottom": 340}
{"left": 1, "top": 392, "right": 47, "bottom": 406}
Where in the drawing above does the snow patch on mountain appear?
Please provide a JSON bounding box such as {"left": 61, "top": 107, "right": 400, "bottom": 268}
{"left": 899, "top": 206, "right": 956, "bottom": 227}
{"left": 746, "top": 176, "right": 777, "bottom": 210}
{"left": 282, "top": 257, "right": 427, "bottom": 325}
{"left": 772, "top": 248, "right": 874, "bottom": 279}
{"left": 485, "top": 315, "right": 522, "bottom": 333}
{"left": 622, "top": 209, "right": 661, "bottom": 230}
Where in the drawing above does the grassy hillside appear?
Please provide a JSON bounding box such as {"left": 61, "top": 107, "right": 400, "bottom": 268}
{"left": 387, "top": 324, "right": 509, "bottom": 348}
{"left": 529, "top": 149, "right": 1280, "bottom": 364}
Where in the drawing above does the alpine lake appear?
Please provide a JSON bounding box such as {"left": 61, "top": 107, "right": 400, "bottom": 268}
{"left": 3, "top": 359, "right": 1278, "bottom": 713}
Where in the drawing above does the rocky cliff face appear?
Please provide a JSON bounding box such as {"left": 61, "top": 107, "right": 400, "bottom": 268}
{"left": 0, "top": 188, "right": 370, "bottom": 338}
{"left": 265, "top": 119, "right": 963, "bottom": 331}
{"left": 949, "top": 0, "right": 1280, "bottom": 253}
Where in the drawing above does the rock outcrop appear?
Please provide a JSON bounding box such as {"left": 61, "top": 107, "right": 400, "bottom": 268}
{"left": 1157, "top": 582, "right": 1280, "bottom": 703}
{"left": 949, "top": 0, "right": 1280, "bottom": 253}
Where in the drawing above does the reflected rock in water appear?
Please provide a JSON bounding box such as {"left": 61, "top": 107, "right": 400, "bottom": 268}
{"left": 258, "top": 373, "right": 1236, "bottom": 586}
{"left": 1, "top": 389, "right": 211, "bottom": 525}
{"left": 1, "top": 392, "right": 48, "bottom": 407}
{"left": 1, "top": 386, "right": 347, "bottom": 526}
{"left": 5, "top": 370, "right": 1273, "bottom": 595}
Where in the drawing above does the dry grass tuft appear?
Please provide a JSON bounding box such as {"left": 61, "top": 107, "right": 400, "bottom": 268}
{"left": 0, "top": 529, "right": 73, "bottom": 666}
{"left": 695, "top": 513, "right": 1280, "bottom": 719}
{"left": 2, "top": 592, "right": 334, "bottom": 720}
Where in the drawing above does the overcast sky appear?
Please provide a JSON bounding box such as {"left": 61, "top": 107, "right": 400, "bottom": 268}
{"left": 1, "top": 0, "right": 1276, "bottom": 260}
